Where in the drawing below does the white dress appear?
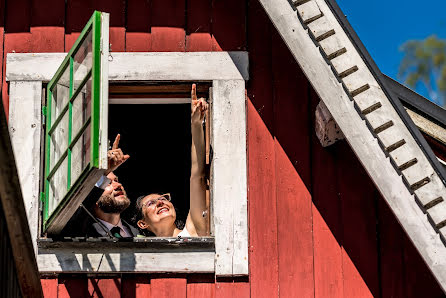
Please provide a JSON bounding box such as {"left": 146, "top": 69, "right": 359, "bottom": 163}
{"left": 176, "top": 227, "right": 191, "bottom": 237}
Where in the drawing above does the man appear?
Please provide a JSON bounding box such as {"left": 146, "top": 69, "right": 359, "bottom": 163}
{"left": 86, "top": 171, "right": 139, "bottom": 238}
{"left": 85, "top": 134, "right": 138, "bottom": 238}
{"left": 63, "top": 134, "right": 138, "bottom": 238}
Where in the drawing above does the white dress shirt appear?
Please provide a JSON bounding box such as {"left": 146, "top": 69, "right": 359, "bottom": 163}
{"left": 96, "top": 218, "right": 131, "bottom": 237}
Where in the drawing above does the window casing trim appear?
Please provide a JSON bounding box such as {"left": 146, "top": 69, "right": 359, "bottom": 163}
{"left": 7, "top": 51, "right": 248, "bottom": 276}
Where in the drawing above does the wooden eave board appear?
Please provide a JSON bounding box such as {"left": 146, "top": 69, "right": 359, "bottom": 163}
{"left": 258, "top": 0, "right": 446, "bottom": 292}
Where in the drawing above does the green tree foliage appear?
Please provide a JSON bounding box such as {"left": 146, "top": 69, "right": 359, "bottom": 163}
{"left": 399, "top": 35, "right": 446, "bottom": 107}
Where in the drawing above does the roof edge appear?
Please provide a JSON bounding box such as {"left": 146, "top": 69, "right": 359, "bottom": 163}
{"left": 383, "top": 74, "right": 446, "bottom": 129}
{"left": 325, "top": 0, "right": 446, "bottom": 186}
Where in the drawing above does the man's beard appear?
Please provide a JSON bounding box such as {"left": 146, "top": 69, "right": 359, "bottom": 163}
{"left": 97, "top": 193, "right": 130, "bottom": 214}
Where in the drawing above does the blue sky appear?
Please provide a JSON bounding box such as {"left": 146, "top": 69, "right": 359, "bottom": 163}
{"left": 336, "top": 0, "right": 446, "bottom": 101}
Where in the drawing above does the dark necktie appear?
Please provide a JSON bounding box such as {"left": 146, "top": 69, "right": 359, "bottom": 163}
{"left": 110, "top": 226, "right": 122, "bottom": 238}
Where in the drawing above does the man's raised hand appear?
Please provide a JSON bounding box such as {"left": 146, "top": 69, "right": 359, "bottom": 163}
{"left": 106, "top": 134, "right": 130, "bottom": 174}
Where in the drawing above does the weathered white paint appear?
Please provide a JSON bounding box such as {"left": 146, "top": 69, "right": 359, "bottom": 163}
{"left": 406, "top": 108, "right": 446, "bottom": 145}
{"left": 38, "top": 251, "right": 215, "bottom": 273}
{"left": 352, "top": 85, "right": 383, "bottom": 115}
{"left": 318, "top": 34, "right": 346, "bottom": 60}
{"left": 8, "top": 81, "right": 43, "bottom": 254}
{"left": 401, "top": 159, "right": 433, "bottom": 189}
{"left": 297, "top": 1, "right": 322, "bottom": 24}
{"left": 415, "top": 175, "right": 445, "bottom": 208}
{"left": 99, "top": 12, "right": 110, "bottom": 172}
{"left": 388, "top": 144, "right": 417, "bottom": 170}
{"left": 7, "top": 51, "right": 249, "bottom": 275}
{"left": 427, "top": 201, "right": 446, "bottom": 228}
{"left": 307, "top": 16, "right": 335, "bottom": 41}
{"left": 6, "top": 52, "right": 249, "bottom": 82}
{"left": 258, "top": 0, "right": 446, "bottom": 291}
{"left": 212, "top": 80, "right": 248, "bottom": 276}
{"left": 376, "top": 124, "right": 406, "bottom": 151}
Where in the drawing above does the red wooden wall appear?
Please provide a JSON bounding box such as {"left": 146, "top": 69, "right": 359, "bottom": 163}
{"left": 1, "top": 0, "right": 444, "bottom": 297}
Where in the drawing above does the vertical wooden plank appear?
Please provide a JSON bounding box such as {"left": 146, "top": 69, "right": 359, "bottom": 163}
{"left": 126, "top": 0, "right": 151, "bottom": 52}
{"left": 28, "top": 0, "right": 65, "bottom": 92}
{"left": 2, "top": 31, "right": 30, "bottom": 117}
{"left": 272, "top": 30, "right": 314, "bottom": 297}
{"left": 215, "top": 282, "right": 233, "bottom": 298}
{"left": 186, "top": 0, "right": 212, "bottom": 51}
{"left": 215, "top": 280, "right": 249, "bottom": 298}
{"left": 29, "top": 27, "right": 64, "bottom": 53}
{"left": 151, "top": 277, "right": 186, "bottom": 298}
{"left": 246, "top": 0, "right": 278, "bottom": 296}
{"left": 9, "top": 81, "right": 43, "bottom": 254}
{"left": 41, "top": 278, "right": 58, "bottom": 298}
{"left": 58, "top": 276, "right": 88, "bottom": 297}
{"left": 150, "top": 0, "right": 186, "bottom": 51}
{"left": 67, "top": 0, "right": 125, "bottom": 51}
{"left": 211, "top": 0, "right": 246, "bottom": 51}
{"left": 310, "top": 87, "right": 344, "bottom": 298}
{"left": 88, "top": 278, "right": 122, "bottom": 298}
{"left": 377, "top": 196, "right": 406, "bottom": 298}
{"left": 233, "top": 282, "right": 250, "bottom": 298}
{"left": 92, "top": 0, "right": 126, "bottom": 52}
{"left": 3, "top": 0, "right": 29, "bottom": 116}
{"left": 186, "top": 275, "right": 215, "bottom": 298}
{"left": 4, "top": 0, "right": 30, "bottom": 33}
{"left": 122, "top": 275, "right": 151, "bottom": 298}
{"left": 212, "top": 80, "right": 247, "bottom": 276}
{"left": 65, "top": 0, "right": 93, "bottom": 50}
{"left": 30, "top": 0, "right": 64, "bottom": 52}
{"left": 336, "top": 142, "right": 379, "bottom": 298}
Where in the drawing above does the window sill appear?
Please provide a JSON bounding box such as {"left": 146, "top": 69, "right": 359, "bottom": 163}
{"left": 38, "top": 236, "right": 215, "bottom": 252}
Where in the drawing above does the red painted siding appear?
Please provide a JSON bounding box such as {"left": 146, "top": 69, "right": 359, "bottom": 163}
{"left": 2, "top": 0, "right": 444, "bottom": 297}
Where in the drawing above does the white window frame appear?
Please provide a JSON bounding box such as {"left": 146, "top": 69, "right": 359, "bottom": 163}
{"left": 6, "top": 51, "right": 249, "bottom": 276}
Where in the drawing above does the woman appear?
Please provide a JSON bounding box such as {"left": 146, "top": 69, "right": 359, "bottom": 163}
{"left": 134, "top": 84, "right": 209, "bottom": 237}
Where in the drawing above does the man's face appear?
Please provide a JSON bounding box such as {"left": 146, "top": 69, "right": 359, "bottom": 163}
{"left": 96, "top": 172, "right": 130, "bottom": 213}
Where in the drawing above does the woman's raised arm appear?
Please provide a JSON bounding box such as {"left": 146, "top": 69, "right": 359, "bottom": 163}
{"left": 185, "top": 84, "right": 209, "bottom": 236}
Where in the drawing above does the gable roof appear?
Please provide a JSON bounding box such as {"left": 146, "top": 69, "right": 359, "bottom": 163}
{"left": 258, "top": 0, "right": 446, "bottom": 291}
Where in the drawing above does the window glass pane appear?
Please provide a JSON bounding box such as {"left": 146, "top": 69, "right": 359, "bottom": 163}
{"left": 51, "top": 66, "right": 70, "bottom": 126}
{"left": 73, "top": 30, "right": 93, "bottom": 93}
{"left": 71, "top": 124, "right": 91, "bottom": 186}
{"left": 48, "top": 156, "right": 68, "bottom": 216}
{"left": 50, "top": 111, "right": 69, "bottom": 172}
{"left": 72, "top": 79, "right": 92, "bottom": 139}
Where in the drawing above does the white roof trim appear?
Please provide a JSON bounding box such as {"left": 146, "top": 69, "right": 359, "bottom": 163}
{"left": 6, "top": 52, "right": 249, "bottom": 82}
{"left": 258, "top": 0, "right": 446, "bottom": 292}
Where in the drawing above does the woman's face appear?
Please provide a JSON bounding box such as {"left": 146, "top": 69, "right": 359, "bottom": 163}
{"left": 137, "top": 194, "right": 176, "bottom": 231}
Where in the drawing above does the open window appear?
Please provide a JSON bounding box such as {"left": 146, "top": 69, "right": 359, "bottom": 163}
{"left": 7, "top": 24, "right": 248, "bottom": 274}
{"left": 42, "top": 11, "right": 109, "bottom": 235}
{"left": 107, "top": 83, "right": 212, "bottom": 233}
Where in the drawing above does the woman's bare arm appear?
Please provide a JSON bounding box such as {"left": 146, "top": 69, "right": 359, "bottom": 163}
{"left": 185, "top": 84, "right": 208, "bottom": 236}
